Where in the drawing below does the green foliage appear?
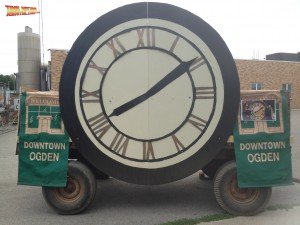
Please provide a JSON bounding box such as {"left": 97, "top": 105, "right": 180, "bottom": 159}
{"left": 158, "top": 213, "right": 234, "bottom": 225}
{"left": 158, "top": 204, "right": 300, "bottom": 225}
{"left": 0, "top": 74, "right": 16, "bottom": 90}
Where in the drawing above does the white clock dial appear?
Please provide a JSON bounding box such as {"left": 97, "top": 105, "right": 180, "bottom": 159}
{"left": 76, "top": 21, "right": 222, "bottom": 168}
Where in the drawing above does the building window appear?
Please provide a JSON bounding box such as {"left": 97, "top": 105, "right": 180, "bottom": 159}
{"left": 282, "top": 83, "right": 292, "bottom": 92}
{"left": 251, "top": 83, "right": 262, "bottom": 90}
{"left": 282, "top": 83, "right": 292, "bottom": 98}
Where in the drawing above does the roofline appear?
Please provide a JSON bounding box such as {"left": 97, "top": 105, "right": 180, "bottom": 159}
{"left": 234, "top": 58, "right": 300, "bottom": 64}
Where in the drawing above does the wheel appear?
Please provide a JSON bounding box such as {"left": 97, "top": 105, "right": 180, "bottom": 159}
{"left": 42, "top": 161, "right": 97, "bottom": 215}
{"left": 213, "top": 161, "right": 272, "bottom": 216}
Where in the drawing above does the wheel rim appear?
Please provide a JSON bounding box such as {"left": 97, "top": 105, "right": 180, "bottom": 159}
{"left": 227, "top": 174, "right": 260, "bottom": 204}
{"left": 54, "top": 175, "right": 83, "bottom": 203}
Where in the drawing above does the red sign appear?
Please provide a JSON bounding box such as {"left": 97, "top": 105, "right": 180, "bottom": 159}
{"left": 5, "top": 5, "right": 39, "bottom": 16}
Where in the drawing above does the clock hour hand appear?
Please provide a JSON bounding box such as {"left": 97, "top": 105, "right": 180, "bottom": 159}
{"left": 253, "top": 106, "right": 264, "bottom": 114}
{"left": 109, "top": 58, "right": 197, "bottom": 117}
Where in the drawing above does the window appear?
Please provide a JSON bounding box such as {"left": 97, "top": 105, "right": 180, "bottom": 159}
{"left": 251, "top": 83, "right": 262, "bottom": 90}
{"left": 282, "top": 83, "right": 292, "bottom": 92}
{"left": 282, "top": 83, "right": 292, "bottom": 98}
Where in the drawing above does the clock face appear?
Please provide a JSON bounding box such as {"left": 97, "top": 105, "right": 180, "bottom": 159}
{"left": 60, "top": 3, "right": 240, "bottom": 184}
{"left": 77, "top": 22, "right": 221, "bottom": 167}
{"left": 250, "top": 101, "right": 266, "bottom": 120}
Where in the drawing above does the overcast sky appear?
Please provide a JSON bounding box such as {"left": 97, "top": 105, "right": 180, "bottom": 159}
{"left": 1, "top": 0, "right": 299, "bottom": 75}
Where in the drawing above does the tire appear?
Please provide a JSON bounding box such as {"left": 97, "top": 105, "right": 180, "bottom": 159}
{"left": 213, "top": 161, "right": 272, "bottom": 216}
{"left": 42, "top": 161, "right": 97, "bottom": 215}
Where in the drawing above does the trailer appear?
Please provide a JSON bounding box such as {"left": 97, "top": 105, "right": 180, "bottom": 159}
{"left": 16, "top": 2, "right": 293, "bottom": 216}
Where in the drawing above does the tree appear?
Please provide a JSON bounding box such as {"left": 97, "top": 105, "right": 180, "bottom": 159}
{"left": 0, "top": 74, "right": 16, "bottom": 90}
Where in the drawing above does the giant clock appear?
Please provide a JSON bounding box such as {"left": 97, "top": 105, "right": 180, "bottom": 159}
{"left": 60, "top": 2, "right": 240, "bottom": 184}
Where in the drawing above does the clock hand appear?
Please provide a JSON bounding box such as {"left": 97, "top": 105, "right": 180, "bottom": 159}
{"left": 253, "top": 106, "right": 264, "bottom": 114}
{"left": 109, "top": 58, "right": 197, "bottom": 117}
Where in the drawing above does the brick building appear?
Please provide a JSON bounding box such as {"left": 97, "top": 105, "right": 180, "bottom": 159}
{"left": 49, "top": 49, "right": 300, "bottom": 109}
{"left": 235, "top": 59, "right": 300, "bottom": 109}
{"left": 49, "top": 49, "right": 68, "bottom": 91}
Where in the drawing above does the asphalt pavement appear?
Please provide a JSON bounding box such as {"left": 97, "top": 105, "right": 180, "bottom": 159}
{"left": 0, "top": 110, "right": 299, "bottom": 225}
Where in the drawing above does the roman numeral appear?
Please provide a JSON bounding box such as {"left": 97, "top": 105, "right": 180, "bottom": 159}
{"left": 188, "top": 114, "right": 207, "bottom": 132}
{"left": 87, "top": 113, "right": 111, "bottom": 139}
{"left": 81, "top": 89, "right": 100, "bottom": 103}
{"left": 136, "top": 29, "right": 145, "bottom": 47}
{"left": 110, "top": 133, "right": 129, "bottom": 156}
{"left": 106, "top": 37, "right": 126, "bottom": 58}
{"left": 143, "top": 141, "right": 155, "bottom": 160}
{"left": 189, "top": 57, "right": 206, "bottom": 72}
{"left": 195, "top": 87, "right": 215, "bottom": 99}
{"left": 136, "top": 28, "right": 156, "bottom": 47}
{"left": 171, "top": 134, "right": 185, "bottom": 152}
{"left": 169, "top": 36, "right": 180, "bottom": 52}
{"left": 88, "top": 60, "right": 107, "bottom": 76}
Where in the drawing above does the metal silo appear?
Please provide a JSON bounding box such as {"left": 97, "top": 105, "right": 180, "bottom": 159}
{"left": 17, "top": 26, "right": 41, "bottom": 91}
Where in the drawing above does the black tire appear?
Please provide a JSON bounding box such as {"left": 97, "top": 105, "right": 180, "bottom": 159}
{"left": 42, "top": 161, "right": 97, "bottom": 215}
{"left": 213, "top": 161, "right": 272, "bottom": 216}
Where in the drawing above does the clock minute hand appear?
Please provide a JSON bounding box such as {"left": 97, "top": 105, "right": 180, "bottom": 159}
{"left": 109, "top": 58, "right": 197, "bottom": 118}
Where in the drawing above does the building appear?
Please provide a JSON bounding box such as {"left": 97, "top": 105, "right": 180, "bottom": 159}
{"left": 266, "top": 52, "right": 300, "bottom": 62}
{"left": 49, "top": 49, "right": 69, "bottom": 91}
{"left": 49, "top": 49, "right": 300, "bottom": 109}
{"left": 236, "top": 59, "right": 300, "bottom": 109}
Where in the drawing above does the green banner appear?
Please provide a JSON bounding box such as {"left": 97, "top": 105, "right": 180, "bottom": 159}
{"left": 234, "top": 90, "right": 292, "bottom": 188}
{"left": 18, "top": 92, "right": 69, "bottom": 187}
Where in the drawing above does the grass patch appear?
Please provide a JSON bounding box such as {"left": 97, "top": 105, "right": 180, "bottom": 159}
{"left": 159, "top": 204, "right": 300, "bottom": 225}
{"left": 158, "top": 213, "right": 234, "bottom": 225}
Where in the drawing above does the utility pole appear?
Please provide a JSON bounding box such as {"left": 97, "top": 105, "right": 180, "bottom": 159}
{"left": 0, "top": 82, "right": 7, "bottom": 106}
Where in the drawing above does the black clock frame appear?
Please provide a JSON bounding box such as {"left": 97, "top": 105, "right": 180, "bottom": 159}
{"left": 60, "top": 2, "right": 240, "bottom": 185}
